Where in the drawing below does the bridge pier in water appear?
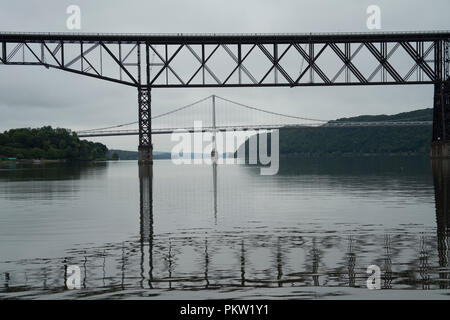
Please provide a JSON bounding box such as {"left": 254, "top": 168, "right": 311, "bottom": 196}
{"left": 431, "top": 79, "right": 450, "bottom": 158}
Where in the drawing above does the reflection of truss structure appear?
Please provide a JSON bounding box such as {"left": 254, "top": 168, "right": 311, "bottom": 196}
{"left": 0, "top": 32, "right": 448, "bottom": 87}
{"left": 0, "top": 232, "right": 448, "bottom": 295}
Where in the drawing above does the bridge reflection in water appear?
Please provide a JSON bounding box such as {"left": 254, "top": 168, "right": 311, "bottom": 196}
{"left": 432, "top": 160, "right": 450, "bottom": 290}
{"left": 0, "top": 160, "right": 449, "bottom": 298}
{"left": 132, "top": 161, "right": 449, "bottom": 293}
{"left": 107, "top": 160, "right": 450, "bottom": 296}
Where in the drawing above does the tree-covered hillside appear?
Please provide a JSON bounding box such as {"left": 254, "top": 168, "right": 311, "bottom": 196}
{"left": 331, "top": 108, "right": 433, "bottom": 123}
{"left": 280, "top": 108, "right": 433, "bottom": 156}
{"left": 0, "top": 126, "right": 108, "bottom": 160}
{"left": 279, "top": 126, "right": 432, "bottom": 155}
{"left": 237, "top": 108, "right": 434, "bottom": 157}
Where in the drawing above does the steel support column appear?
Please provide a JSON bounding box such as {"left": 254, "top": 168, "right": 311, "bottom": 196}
{"left": 431, "top": 38, "right": 450, "bottom": 158}
{"left": 431, "top": 79, "right": 450, "bottom": 158}
{"left": 138, "top": 86, "right": 153, "bottom": 164}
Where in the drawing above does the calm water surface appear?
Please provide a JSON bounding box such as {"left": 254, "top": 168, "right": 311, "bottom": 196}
{"left": 0, "top": 157, "right": 449, "bottom": 299}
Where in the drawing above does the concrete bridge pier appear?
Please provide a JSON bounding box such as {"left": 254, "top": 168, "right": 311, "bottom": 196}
{"left": 138, "top": 145, "right": 153, "bottom": 165}
{"left": 431, "top": 79, "right": 450, "bottom": 158}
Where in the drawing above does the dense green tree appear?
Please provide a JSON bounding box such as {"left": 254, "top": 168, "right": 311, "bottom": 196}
{"left": 0, "top": 126, "right": 108, "bottom": 161}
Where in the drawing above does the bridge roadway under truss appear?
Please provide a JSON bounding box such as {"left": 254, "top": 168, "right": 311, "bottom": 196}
{"left": 0, "top": 31, "right": 449, "bottom": 161}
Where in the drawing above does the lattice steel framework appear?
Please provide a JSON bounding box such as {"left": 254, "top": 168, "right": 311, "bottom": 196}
{"left": 1, "top": 32, "right": 448, "bottom": 87}
{"left": 138, "top": 87, "right": 151, "bottom": 146}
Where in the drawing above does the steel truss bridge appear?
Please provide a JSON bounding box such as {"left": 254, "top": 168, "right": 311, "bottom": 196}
{"left": 0, "top": 31, "right": 449, "bottom": 161}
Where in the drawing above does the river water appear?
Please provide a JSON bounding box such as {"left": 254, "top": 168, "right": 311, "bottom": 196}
{"left": 0, "top": 156, "right": 449, "bottom": 299}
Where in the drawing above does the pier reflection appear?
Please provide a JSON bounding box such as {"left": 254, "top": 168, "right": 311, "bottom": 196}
{"left": 432, "top": 159, "right": 450, "bottom": 289}
{"left": 139, "top": 164, "right": 153, "bottom": 289}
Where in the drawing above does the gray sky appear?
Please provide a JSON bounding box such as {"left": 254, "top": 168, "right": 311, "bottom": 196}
{"left": 0, "top": 0, "right": 449, "bottom": 151}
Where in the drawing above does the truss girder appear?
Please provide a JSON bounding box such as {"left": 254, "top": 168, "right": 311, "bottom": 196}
{"left": 0, "top": 32, "right": 448, "bottom": 87}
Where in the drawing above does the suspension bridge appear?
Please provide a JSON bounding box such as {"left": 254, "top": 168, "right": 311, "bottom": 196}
{"left": 75, "top": 94, "right": 433, "bottom": 138}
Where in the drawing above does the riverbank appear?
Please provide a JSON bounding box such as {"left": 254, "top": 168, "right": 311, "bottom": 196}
{"left": 0, "top": 159, "right": 66, "bottom": 164}
{"left": 279, "top": 152, "right": 430, "bottom": 158}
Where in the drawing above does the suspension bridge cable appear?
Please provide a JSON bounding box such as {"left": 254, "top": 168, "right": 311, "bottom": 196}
{"left": 151, "top": 95, "right": 212, "bottom": 120}
{"left": 299, "top": 43, "right": 306, "bottom": 77}
{"left": 77, "top": 95, "right": 213, "bottom": 132}
{"left": 214, "top": 95, "right": 330, "bottom": 122}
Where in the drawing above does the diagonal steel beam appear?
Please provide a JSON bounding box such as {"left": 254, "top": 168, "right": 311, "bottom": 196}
{"left": 331, "top": 43, "right": 365, "bottom": 83}
{"left": 167, "top": 65, "right": 185, "bottom": 85}
{"left": 404, "top": 42, "right": 435, "bottom": 81}
{"left": 186, "top": 44, "right": 220, "bottom": 85}
{"left": 122, "top": 44, "right": 138, "bottom": 63}
{"left": 52, "top": 42, "right": 62, "bottom": 56}
{"left": 400, "top": 41, "right": 436, "bottom": 81}
{"left": 65, "top": 43, "right": 99, "bottom": 68}
{"left": 365, "top": 42, "right": 404, "bottom": 83}
{"left": 366, "top": 42, "right": 400, "bottom": 82}
{"left": 52, "top": 64, "right": 136, "bottom": 86}
{"left": 100, "top": 42, "right": 139, "bottom": 85}
{"left": 257, "top": 44, "right": 294, "bottom": 85}
{"left": 293, "top": 43, "right": 330, "bottom": 84}
{"left": 42, "top": 42, "right": 62, "bottom": 67}
{"left": 1, "top": 42, "right": 5, "bottom": 63}
{"left": 329, "top": 43, "right": 367, "bottom": 83}
{"left": 6, "top": 43, "right": 23, "bottom": 62}
{"left": 24, "top": 43, "right": 44, "bottom": 64}
{"left": 221, "top": 44, "right": 258, "bottom": 84}
{"left": 149, "top": 44, "right": 184, "bottom": 85}
{"left": 82, "top": 54, "right": 101, "bottom": 76}
{"left": 186, "top": 45, "right": 221, "bottom": 84}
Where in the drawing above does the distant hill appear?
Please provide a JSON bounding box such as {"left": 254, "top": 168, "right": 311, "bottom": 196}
{"left": 108, "top": 150, "right": 171, "bottom": 160}
{"left": 238, "top": 108, "right": 434, "bottom": 157}
{"left": 331, "top": 108, "right": 433, "bottom": 123}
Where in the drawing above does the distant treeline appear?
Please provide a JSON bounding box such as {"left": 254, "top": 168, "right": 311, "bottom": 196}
{"left": 331, "top": 108, "right": 433, "bottom": 123}
{"left": 0, "top": 126, "right": 108, "bottom": 160}
{"left": 279, "top": 126, "right": 432, "bottom": 156}
{"left": 280, "top": 108, "right": 433, "bottom": 156}
{"left": 239, "top": 108, "right": 434, "bottom": 157}
{"left": 107, "top": 149, "right": 172, "bottom": 160}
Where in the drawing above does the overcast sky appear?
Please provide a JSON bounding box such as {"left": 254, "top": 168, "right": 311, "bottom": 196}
{"left": 0, "top": 0, "right": 449, "bottom": 151}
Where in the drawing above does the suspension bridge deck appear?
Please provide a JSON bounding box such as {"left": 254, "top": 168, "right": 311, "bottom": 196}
{"left": 76, "top": 121, "right": 433, "bottom": 137}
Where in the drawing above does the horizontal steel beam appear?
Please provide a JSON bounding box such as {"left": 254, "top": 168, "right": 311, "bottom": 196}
{"left": 1, "top": 31, "right": 449, "bottom": 44}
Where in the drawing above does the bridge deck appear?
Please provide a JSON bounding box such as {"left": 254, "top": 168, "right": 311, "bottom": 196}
{"left": 1, "top": 31, "right": 449, "bottom": 43}
{"left": 76, "top": 121, "right": 433, "bottom": 137}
